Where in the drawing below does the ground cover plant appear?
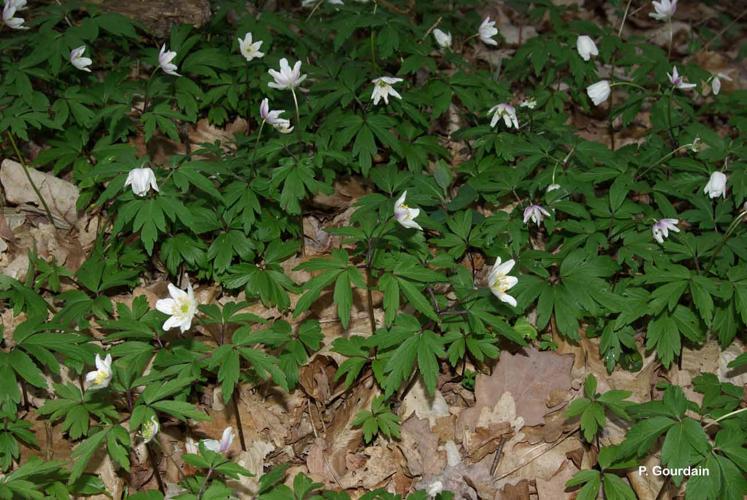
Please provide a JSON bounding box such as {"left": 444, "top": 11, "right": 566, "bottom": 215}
{"left": 0, "top": 0, "right": 745, "bottom": 498}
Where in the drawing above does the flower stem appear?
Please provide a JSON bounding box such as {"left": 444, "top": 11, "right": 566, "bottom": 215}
{"left": 290, "top": 87, "right": 303, "bottom": 145}
{"left": 5, "top": 131, "right": 56, "bottom": 226}
{"left": 231, "top": 393, "right": 247, "bottom": 451}
{"left": 251, "top": 120, "right": 265, "bottom": 165}
{"left": 704, "top": 209, "right": 746, "bottom": 273}
{"left": 196, "top": 467, "right": 214, "bottom": 500}
{"left": 146, "top": 443, "right": 165, "bottom": 494}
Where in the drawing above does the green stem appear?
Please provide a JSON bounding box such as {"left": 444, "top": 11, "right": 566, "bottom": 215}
{"left": 290, "top": 87, "right": 303, "bottom": 145}
{"left": 5, "top": 132, "right": 56, "bottom": 226}
{"left": 635, "top": 142, "right": 696, "bottom": 180}
{"left": 704, "top": 209, "right": 746, "bottom": 273}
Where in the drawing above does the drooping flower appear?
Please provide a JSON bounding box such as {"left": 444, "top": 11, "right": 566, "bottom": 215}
{"left": 268, "top": 58, "right": 307, "bottom": 90}
{"left": 650, "top": 0, "right": 677, "bottom": 21}
{"left": 394, "top": 191, "right": 422, "bottom": 231}
{"left": 203, "top": 427, "right": 234, "bottom": 454}
{"left": 158, "top": 44, "right": 180, "bottom": 76}
{"left": 488, "top": 103, "right": 519, "bottom": 129}
{"left": 124, "top": 167, "right": 159, "bottom": 197}
{"left": 478, "top": 17, "right": 498, "bottom": 46}
{"left": 371, "top": 77, "right": 403, "bottom": 106}
{"left": 523, "top": 204, "right": 551, "bottom": 225}
{"left": 85, "top": 354, "right": 113, "bottom": 390}
{"left": 546, "top": 184, "right": 561, "bottom": 192}
{"left": 238, "top": 32, "right": 264, "bottom": 62}
{"left": 652, "top": 218, "right": 680, "bottom": 244}
{"left": 141, "top": 416, "right": 160, "bottom": 444}
{"left": 668, "top": 66, "right": 696, "bottom": 90}
{"left": 259, "top": 98, "right": 294, "bottom": 134}
{"left": 703, "top": 171, "right": 727, "bottom": 199}
{"left": 576, "top": 35, "right": 598, "bottom": 61}
{"left": 711, "top": 72, "right": 731, "bottom": 95}
{"left": 519, "top": 98, "right": 537, "bottom": 110}
{"left": 487, "top": 258, "right": 518, "bottom": 307}
{"left": 70, "top": 46, "right": 92, "bottom": 72}
{"left": 433, "top": 28, "right": 452, "bottom": 49}
{"left": 3, "top": 0, "right": 28, "bottom": 30}
{"left": 587, "top": 80, "right": 611, "bottom": 106}
{"left": 156, "top": 279, "right": 198, "bottom": 333}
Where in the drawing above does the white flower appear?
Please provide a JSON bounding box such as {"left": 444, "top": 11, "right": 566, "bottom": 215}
{"left": 519, "top": 98, "right": 537, "bottom": 110}
{"left": 141, "top": 416, "right": 160, "bottom": 444}
{"left": 259, "top": 98, "right": 294, "bottom": 134}
{"left": 427, "top": 480, "right": 444, "bottom": 498}
{"left": 203, "top": 427, "right": 234, "bottom": 454}
{"left": 488, "top": 103, "right": 518, "bottom": 129}
{"left": 547, "top": 184, "right": 561, "bottom": 192}
{"left": 668, "top": 66, "right": 696, "bottom": 90}
{"left": 238, "top": 32, "right": 264, "bottom": 62}
{"left": 478, "top": 17, "right": 498, "bottom": 46}
{"left": 487, "top": 258, "right": 518, "bottom": 307}
{"left": 70, "top": 46, "right": 92, "bottom": 72}
{"left": 652, "top": 218, "right": 679, "bottom": 244}
{"left": 394, "top": 191, "right": 422, "bottom": 231}
{"left": 3, "top": 1, "right": 28, "bottom": 30}
{"left": 711, "top": 72, "right": 731, "bottom": 95}
{"left": 158, "top": 44, "right": 180, "bottom": 76}
{"left": 156, "top": 279, "right": 198, "bottom": 333}
{"left": 576, "top": 35, "right": 598, "bottom": 61}
{"left": 587, "top": 80, "right": 611, "bottom": 106}
{"left": 85, "top": 354, "right": 113, "bottom": 390}
{"left": 433, "top": 28, "right": 452, "bottom": 49}
{"left": 124, "top": 167, "right": 159, "bottom": 197}
{"left": 268, "top": 58, "right": 307, "bottom": 90}
{"left": 371, "top": 76, "right": 403, "bottom": 106}
{"left": 650, "top": 0, "right": 677, "bottom": 21}
{"left": 523, "top": 204, "right": 550, "bottom": 225}
{"left": 703, "top": 171, "right": 727, "bottom": 199}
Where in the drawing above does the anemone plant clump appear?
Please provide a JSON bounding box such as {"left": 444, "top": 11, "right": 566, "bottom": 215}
{"left": 0, "top": 0, "right": 745, "bottom": 499}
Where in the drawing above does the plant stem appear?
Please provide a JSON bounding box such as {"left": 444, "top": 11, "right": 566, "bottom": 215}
{"left": 231, "top": 394, "right": 247, "bottom": 451}
{"left": 704, "top": 209, "right": 746, "bottom": 272}
{"left": 5, "top": 132, "right": 56, "bottom": 226}
{"left": 146, "top": 444, "right": 165, "bottom": 494}
{"left": 196, "top": 467, "right": 214, "bottom": 500}
{"left": 290, "top": 87, "right": 303, "bottom": 145}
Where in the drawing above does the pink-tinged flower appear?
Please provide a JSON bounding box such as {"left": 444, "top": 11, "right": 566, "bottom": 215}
{"left": 587, "top": 80, "right": 611, "bottom": 106}
{"left": 70, "top": 46, "right": 92, "bottom": 72}
{"left": 703, "top": 171, "right": 727, "bottom": 199}
{"left": 668, "top": 66, "right": 696, "bottom": 90}
{"left": 259, "top": 98, "right": 293, "bottom": 134}
{"left": 203, "top": 427, "right": 234, "bottom": 454}
{"left": 158, "top": 44, "right": 180, "bottom": 76}
{"left": 488, "top": 258, "right": 518, "bottom": 307}
{"left": 394, "top": 191, "right": 422, "bottom": 230}
{"left": 523, "top": 204, "right": 550, "bottom": 225}
{"left": 156, "top": 279, "right": 198, "bottom": 332}
{"left": 371, "top": 77, "right": 403, "bottom": 105}
{"left": 478, "top": 17, "right": 498, "bottom": 46}
{"left": 652, "top": 218, "right": 679, "bottom": 244}
{"left": 268, "top": 58, "right": 306, "bottom": 90}
{"left": 650, "top": 0, "right": 677, "bottom": 21}
{"left": 488, "top": 103, "right": 518, "bottom": 129}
